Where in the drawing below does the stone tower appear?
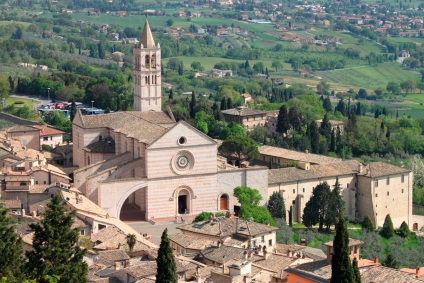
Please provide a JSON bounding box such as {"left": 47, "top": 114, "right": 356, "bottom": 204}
{"left": 133, "top": 20, "right": 161, "bottom": 112}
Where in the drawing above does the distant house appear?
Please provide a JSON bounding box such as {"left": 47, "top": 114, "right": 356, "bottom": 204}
{"left": 32, "top": 125, "right": 64, "bottom": 149}
{"left": 221, "top": 106, "right": 268, "bottom": 130}
{"left": 116, "top": 11, "right": 126, "bottom": 17}
{"left": 197, "top": 28, "right": 206, "bottom": 34}
{"left": 208, "top": 69, "right": 232, "bottom": 78}
{"left": 122, "top": 38, "right": 139, "bottom": 44}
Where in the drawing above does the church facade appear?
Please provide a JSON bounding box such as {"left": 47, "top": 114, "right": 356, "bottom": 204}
{"left": 72, "top": 21, "right": 268, "bottom": 221}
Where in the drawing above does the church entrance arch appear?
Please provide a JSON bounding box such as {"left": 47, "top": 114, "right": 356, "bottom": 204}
{"left": 174, "top": 187, "right": 192, "bottom": 215}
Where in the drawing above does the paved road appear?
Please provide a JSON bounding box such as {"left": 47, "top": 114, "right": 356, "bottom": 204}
{"left": 127, "top": 220, "right": 192, "bottom": 245}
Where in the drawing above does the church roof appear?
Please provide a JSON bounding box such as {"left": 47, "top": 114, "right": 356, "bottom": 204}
{"left": 75, "top": 111, "right": 175, "bottom": 145}
{"left": 140, "top": 20, "right": 155, "bottom": 48}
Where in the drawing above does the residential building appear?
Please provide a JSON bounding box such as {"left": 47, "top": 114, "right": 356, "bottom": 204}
{"left": 221, "top": 107, "right": 268, "bottom": 130}
{"left": 33, "top": 125, "right": 64, "bottom": 148}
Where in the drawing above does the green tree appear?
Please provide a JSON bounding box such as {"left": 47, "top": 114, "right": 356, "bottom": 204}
{"left": 169, "top": 89, "right": 174, "bottom": 100}
{"left": 166, "top": 19, "right": 174, "bottom": 27}
{"left": 276, "top": 105, "right": 289, "bottom": 135}
{"left": 288, "top": 205, "right": 293, "bottom": 227}
{"left": 271, "top": 60, "right": 283, "bottom": 71}
{"left": 361, "top": 215, "right": 374, "bottom": 232}
{"left": 381, "top": 214, "right": 394, "bottom": 238}
{"left": 330, "top": 215, "right": 354, "bottom": 283}
{"left": 386, "top": 81, "right": 401, "bottom": 95}
{"left": 234, "top": 186, "right": 262, "bottom": 206}
{"left": 0, "top": 77, "right": 11, "bottom": 98}
{"left": 218, "top": 136, "right": 259, "bottom": 168}
{"left": 398, "top": 221, "right": 410, "bottom": 238}
{"left": 302, "top": 182, "right": 331, "bottom": 231}
{"left": 97, "top": 41, "right": 105, "bottom": 59}
{"left": 325, "top": 178, "right": 345, "bottom": 230}
{"left": 126, "top": 234, "right": 136, "bottom": 253}
{"left": 382, "top": 252, "right": 398, "bottom": 268}
{"left": 400, "top": 79, "right": 416, "bottom": 94}
{"left": 189, "top": 91, "right": 196, "bottom": 118}
{"left": 193, "top": 212, "right": 214, "bottom": 223}
{"left": 190, "top": 61, "right": 203, "bottom": 71}
{"left": 11, "top": 26, "right": 22, "bottom": 39}
{"left": 25, "top": 195, "right": 87, "bottom": 283}
{"left": 323, "top": 96, "right": 332, "bottom": 112}
{"left": 317, "top": 81, "right": 330, "bottom": 95}
{"left": 218, "top": 122, "right": 246, "bottom": 140}
{"left": 70, "top": 98, "right": 77, "bottom": 122}
{"left": 267, "top": 192, "right": 286, "bottom": 220}
{"left": 156, "top": 228, "right": 177, "bottom": 283}
{"left": 0, "top": 200, "right": 24, "bottom": 282}
{"left": 352, "top": 258, "right": 361, "bottom": 283}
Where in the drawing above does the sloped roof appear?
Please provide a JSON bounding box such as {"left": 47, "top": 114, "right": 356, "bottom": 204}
{"left": 360, "top": 162, "right": 410, "bottom": 178}
{"left": 140, "top": 20, "right": 155, "bottom": 48}
{"left": 32, "top": 125, "right": 64, "bottom": 136}
{"left": 84, "top": 138, "right": 115, "bottom": 153}
{"left": 96, "top": 249, "right": 130, "bottom": 267}
{"left": 268, "top": 160, "right": 359, "bottom": 184}
{"left": 75, "top": 111, "right": 175, "bottom": 145}
{"left": 169, "top": 233, "right": 214, "bottom": 250}
{"left": 259, "top": 145, "right": 341, "bottom": 165}
{"left": 361, "top": 266, "right": 424, "bottom": 283}
{"left": 3, "top": 199, "right": 21, "bottom": 209}
{"left": 6, "top": 125, "right": 39, "bottom": 133}
{"left": 221, "top": 107, "right": 267, "bottom": 117}
{"left": 200, "top": 246, "right": 246, "bottom": 264}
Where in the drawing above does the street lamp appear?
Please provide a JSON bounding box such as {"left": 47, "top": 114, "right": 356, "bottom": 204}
{"left": 91, "top": 100, "right": 94, "bottom": 115}
{"left": 47, "top": 87, "right": 50, "bottom": 102}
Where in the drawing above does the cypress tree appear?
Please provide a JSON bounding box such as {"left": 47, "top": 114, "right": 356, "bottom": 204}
{"left": 156, "top": 228, "right": 177, "bottom": 283}
{"left": 288, "top": 205, "right": 293, "bottom": 227}
{"left": 381, "top": 214, "right": 394, "bottom": 238}
{"left": 169, "top": 89, "right": 174, "bottom": 100}
{"left": 309, "top": 121, "right": 319, "bottom": 154}
{"left": 361, "top": 215, "right": 374, "bottom": 232}
{"left": 398, "top": 221, "right": 410, "bottom": 238}
{"left": 330, "top": 215, "right": 354, "bottom": 283}
{"left": 70, "top": 98, "right": 77, "bottom": 122}
{"left": 25, "top": 195, "right": 87, "bottom": 283}
{"left": 382, "top": 253, "right": 398, "bottom": 268}
{"left": 189, "top": 91, "right": 196, "bottom": 118}
{"left": 356, "top": 102, "right": 361, "bottom": 116}
{"left": 330, "top": 129, "right": 336, "bottom": 152}
{"left": 226, "top": 97, "right": 232, "bottom": 109}
{"left": 276, "top": 105, "right": 289, "bottom": 135}
{"left": 220, "top": 98, "right": 227, "bottom": 110}
{"left": 352, "top": 258, "right": 361, "bottom": 283}
{"left": 386, "top": 127, "right": 390, "bottom": 139}
{"left": 267, "top": 192, "right": 286, "bottom": 220}
{"left": 0, "top": 200, "right": 25, "bottom": 282}
{"left": 323, "top": 96, "right": 332, "bottom": 112}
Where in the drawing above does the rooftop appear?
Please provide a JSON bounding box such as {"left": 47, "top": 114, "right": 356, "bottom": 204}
{"left": 324, "top": 238, "right": 364, "bottom": 247}
{"left": 168, "top": 233, "right": 214, "bottom": 250}
{"left": 6, "top": 125, "right": 39, "bottom": 133}
{"left": 96, "top": 249, "right": 130, "bottom": 267}
{"left": 268, "top": 160, "right": 359, "bottom": 184}
{"left": 360, "top": 162, "right": 410, "bottom": 178}
{"left": 221, "top": 107, "right": 267, "bottom": 117}
{"left": 259, "top": 145, "right": 342, "bottom": 165}
{"left": 361, "top": 265, "right": 424, "bottom": 283}
{"left": 32, "top": 125, "right": 64, "bottom": 136}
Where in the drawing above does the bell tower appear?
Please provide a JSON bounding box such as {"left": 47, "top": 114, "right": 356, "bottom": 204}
{"left": 133, "top": 20, "right": 161, "bottom": 112}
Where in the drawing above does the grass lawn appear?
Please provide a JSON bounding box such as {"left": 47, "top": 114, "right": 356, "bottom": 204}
{"left": 5, "top": 97, "right": 39, "bottom": 108}
{"left": 0, "top": 20, "right": 31, "bottom": 28}
{"left": 315, "top": 62, "right": 418, "bottom": 90}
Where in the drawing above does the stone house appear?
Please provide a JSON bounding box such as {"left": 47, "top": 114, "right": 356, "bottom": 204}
{"left": 221, "top": 107, "right": 268, "bottom": 130}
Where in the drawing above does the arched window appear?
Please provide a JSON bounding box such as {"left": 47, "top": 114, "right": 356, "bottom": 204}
{"left": 145, "top": 55, "right": 150, "bottom": 67}
{"left": 220, "top": 194, "right": 229, "bottom": 210}
{"left": 151, "top": 54, "right": 156, "bottom": 68}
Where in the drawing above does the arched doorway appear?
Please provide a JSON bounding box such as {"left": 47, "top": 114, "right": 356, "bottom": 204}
{"left": 177, "top": 189, "right": 190, "bottom": 215}
{"left": 220, "top": 194, "right": 229, "bottom": 210}
{"left": 119, "top": 187, "right": 147, "bottom": 222}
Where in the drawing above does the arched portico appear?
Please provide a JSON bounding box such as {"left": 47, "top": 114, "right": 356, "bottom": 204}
{"left": 115, "top": 183, "right": 148, "bottom": 221}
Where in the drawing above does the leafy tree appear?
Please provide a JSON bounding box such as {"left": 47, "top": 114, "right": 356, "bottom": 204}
{"left": 357, "top": 88, "right": 368, "bottom": 99}
{"left": 398, "top": 221, "right": 410, "bottom": 238}
{"left": 352, "top": 258, "right": 361, "bottom": 283}
{"left": 381, "top": 214, "right": 394, "bottom": 238}
{"left": 12, "top": 105, "right": 37, "bottom": 120}
{"left": 361, "top": 215, "right": 374, "bottom": 232}
{"left": 267, "top": 192, "right": 286, "bottom": 220}
{"left": 382, "top": 252, "right": 398, "bottom": 268}
{"left": 11, "top": 26, "right": 22, "bottom": 39}
{"left": 386, "top": 81, "right": 401, "bottom": 95}
{"left": 0, "top": 200, "right": 24, "bottom": 282}
{"left": 190, "top": 61, "right": 203, "bottom": 71}
{"left": 408, "top": 155, "right": 424, "bottom": 188}
{"left": 335, "top": 99, "right": 346, "bottom": 116}
{"left": 220, "top": 98, "right": 227, "bottom": 110}
{"left": 218, "top": 122, "right": 246, "bottom": 140}
{"left": 234, "top": 186, "right": 262, "bottom": 206}
{"left": 400, "top": 79, "right": 416, "bottom": 94}
{"left": 276, "top": 105, "right": 289, "bottom": 135}
{"left": 166, "top": 19, "right": 174, "bottom": 27}
{"left": 302, "top": 198, "right": 318, "bottom": 228}
{"left": 126, "top": 234, "right": 136, "bottom": 253}
{"left": 226, "top": 97, "right": 232, "bottom": 109}
{"left": 0, "top": 77, "right": 11, "bottom": 98}
{"left": 302, "top": 182, "right": 331, "bottom": 231}
{"left": 218, "top": 136, "right": 259, "bottom": 168}
{"left": 156, "top": 228, "right": 176, "bottom": 283}
{"left": 330, "top": 215, "right": 354, "bottom": 283}
{"left": 317, "top": 81, "right": 330, "bottom": 95}
{"left": 288, "top": 106, "right": 301, "bottom": 131}
{"left": 276, "top": 219, "right": 294, "bottom": 244}
{"left": 271, "top": 60, "right": 282, "bottom": 71}
{"left": 26, "top": 195, "right": 87, "bottom": 283}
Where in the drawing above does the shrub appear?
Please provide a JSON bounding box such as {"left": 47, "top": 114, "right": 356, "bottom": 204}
{"left": 41, "top": 144, "right": 53, "bottom": 152}
{"left": 193, "top": 212, "right": 214, "bottom": 223}
{"left": 397, "top": 221, "right": 411, "bottom": 238}
{"left": 14, "top": 101, "right": 24, "bottom": 104}
{"left": 362, "top": 215, "right": 375, "bottom": 232}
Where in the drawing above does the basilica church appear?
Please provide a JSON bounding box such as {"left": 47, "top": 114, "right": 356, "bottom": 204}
{"left": 72, "top": 21, "right": 268, "bottom": 221}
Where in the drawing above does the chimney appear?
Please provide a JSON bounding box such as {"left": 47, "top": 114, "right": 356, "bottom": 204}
{"left": 266, "top": 220, "right": 270, "bottom": 226}
{"left": 358, "top": 163, "right": 363, "bottom": 173}
{"left": 222, "top": 256, "right": 225, "bottom": 273}
{"left": 209, "top": 215, "right": 213, "bottom": 223}
{"left": 373, "top": 257, "right": 379, "bottom": 265}
{"left": 244, "top": 250, "right": 248, "bottom": 260}
{"left": 248, "top": 250, "right": 253, "bottom": 259}
{"left": 300, "top": 238, "right": 306, "bottom": 246}
{"left": 217, "top": 240, "right": 222, "bottom": 248}
{"left": 416, "top": 267, "right": 420, "bottom": 277}
{"left": 236, "top": 217, "right": 239, "bottom": 232}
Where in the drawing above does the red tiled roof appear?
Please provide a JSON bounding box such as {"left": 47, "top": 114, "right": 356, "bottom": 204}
{"left": 32, "top": 125, "right": 64, "bottom": 136}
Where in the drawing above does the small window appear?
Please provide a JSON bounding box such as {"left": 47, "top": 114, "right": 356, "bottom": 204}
{"left": 269, "top": 239, "right": 272, "bottom": 246}
{"left": 402, "top": 189, "right": 404, "bottom": 193}
{"left": 347, "top": 183, "right": 349, "bottom": 188}
{"left": 386, "top": 177, "right": 390, "bottom": 185}
{"left": 43, "top": 137, "right": 48, "bottom": 141}
{"left": 375, "top": 180, "right": 378, "bottom": 187}
{"left": 261, "top": 236, "right": 265, "bottom": 243}
{"left": 50, "top": 136, "right": 53, "bottom": 141}
{"left": 375, "top": 193, "right": 378, "bottom": 197}
{"left": 387, "top": 191, "right": 389, "bottom": 196}
{"left": 178, "top": 137, "right": 186, "bottom": 145}
{"left": 293, "top": 189, "right": 295, "bottom": 194}
{"left": 303, "top": 188, "right": 305, "bottom": 193}
{"left": 44, "top": 181, "right": 47, "bottom": 184}
{"left": 401, "top": 175, "right": 404, "bottom": 183}
{"left": 20, "top": 182, "right": 26, "bottom": 186}
{"left": 35, "top": 181, "right": 38, "bottom": 184}
{"left": 262, "top": 156, "right": 265, "bottom": 161}
{"left": 292, "top": 200, "right": 295, "bottom": 204}
{"left": 80, "top": 230, "right": 85, "bottom": 236}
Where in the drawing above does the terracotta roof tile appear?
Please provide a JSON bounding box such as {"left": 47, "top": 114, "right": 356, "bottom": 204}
{"left": 32, "top": 125, "right": 64, "bottom": 136}
{"left": 3, "top": 199, "right": 21, "bottom": 209}
{"left": 361, "top": 162, "right": 410, "bottom": 178}
{"left": 222, "top": 107, "right": 267, "bottom": 117}
{"left": 260, "top": 145, "right": 342, "bottom": 165}
{"left": 96, "top": 250, "right": 130, "bottom": 267}
{"left": 324, "top": 238, "right": 364, "bottom": 247}
{"left": 6, "top": 125, "right": 39, "bottom": 133}
{"left": 169, "top": 233, "right": 214, "bottom": 250}
{"left": 361, "top": 266, "right": 424, "bottom": 283}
